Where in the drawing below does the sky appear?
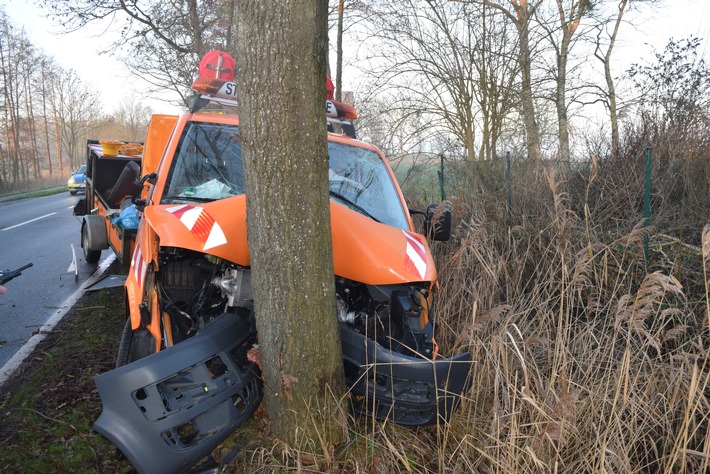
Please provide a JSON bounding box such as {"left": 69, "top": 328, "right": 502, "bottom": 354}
{"left": 1, "top": 0, "right": 709, "bottom": 117}
{"left": 2, "top": 0, "right": 180, "bottom": 115}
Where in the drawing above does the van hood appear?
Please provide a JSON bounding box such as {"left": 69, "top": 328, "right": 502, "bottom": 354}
{"left": 144, "top": 196, "right": 436, "bottom": 285}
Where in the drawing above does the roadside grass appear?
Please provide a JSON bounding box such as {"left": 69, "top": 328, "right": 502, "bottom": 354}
{"left": 228, "top": 158, "right": 709, "bottom": 472}
{"left": 0, "top": 187, "right": 67, "bottom": 201}
{"left": 0, "top": 174, "right": 68, "bottom": 200}
{"left": 0, "top": 286, "right": 131, "bottom": 473}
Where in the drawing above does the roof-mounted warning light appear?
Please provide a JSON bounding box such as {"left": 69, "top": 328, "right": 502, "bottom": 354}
{"left": 327, "top": 100, "right": 357, "bottom": 120}
{"left": 191, "top": 51, "right": 358, "bottom": 138}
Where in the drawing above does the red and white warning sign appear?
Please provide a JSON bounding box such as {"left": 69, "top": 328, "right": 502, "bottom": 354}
{"left": 166, "top": 204, "right": 228, "bottom": 251}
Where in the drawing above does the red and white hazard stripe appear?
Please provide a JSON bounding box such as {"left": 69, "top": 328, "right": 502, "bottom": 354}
{"left": 402, "top": 230, "right": 427, "bottom": 279}
{"left": 132, "top": 244, "right": 147, "bottom": 288}
{"left": 166, "top": 204, "right": 227, "bottom": 250}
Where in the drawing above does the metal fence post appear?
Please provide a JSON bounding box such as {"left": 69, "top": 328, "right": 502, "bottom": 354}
{"left": 644, "top": 147, "right": 652, "bottom": 262}
{"left": 507, "top": 152, "right": 512, "bottom": 221}
{"left": 438, "top": 153, "right": 446, "bottom": 201}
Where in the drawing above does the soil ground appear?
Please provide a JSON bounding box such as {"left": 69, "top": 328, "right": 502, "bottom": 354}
{"left": 0, "top": 283, "right": 133, "bottom": 473}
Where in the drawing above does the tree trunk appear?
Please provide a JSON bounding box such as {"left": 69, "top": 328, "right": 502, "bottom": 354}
{"left": 556, "top": 34, "right": 571, "bottom": 162}
{"left": 236, "top": 0, "right": 346, "bottom": 446}
{"left": 553, "top": 0, "right": 588, "bottom": 162}
{"left": 487, "top": 0, "right": 542, "bottom": 160}
{"left": 335, "top": 0, "right": 345, "bottom": 101}
{"left": 604, "top": 0, "right": 627, "bottom": 158}
{"left": 517, "top": 15, "right": 541, "bottom": 160}
{"left": 40, "top": 64, "right": 53, "bottom": 176}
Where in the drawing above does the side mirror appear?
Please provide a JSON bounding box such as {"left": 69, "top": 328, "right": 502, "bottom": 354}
{"left": 140, "top": 173, "right": 157, "bottom": 185}
{"left": 424, "top": 202, "right": 452, "bottom": 241}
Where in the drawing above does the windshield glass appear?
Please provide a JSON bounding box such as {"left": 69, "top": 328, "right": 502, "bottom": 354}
{"left": 160, "top": 122, "right": 409, "bottom": 229}
{"left": 162, "top": 121, "right": 244, "bottom": 203}
{"left": 328, "top": 142, "right": 409, "bottom": 230}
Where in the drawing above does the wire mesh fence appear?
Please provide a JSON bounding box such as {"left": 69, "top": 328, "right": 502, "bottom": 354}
{"left": 391, "top": 150, "right": 710, "bottom": 248}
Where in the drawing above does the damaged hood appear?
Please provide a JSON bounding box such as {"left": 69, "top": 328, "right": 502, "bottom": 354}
{"left": 144, "top": 196, "right": 436, "bottom": 285}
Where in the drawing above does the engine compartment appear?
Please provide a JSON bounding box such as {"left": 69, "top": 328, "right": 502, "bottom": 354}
{"left": 155, "top": 247, "right": 438, "bottom": 362}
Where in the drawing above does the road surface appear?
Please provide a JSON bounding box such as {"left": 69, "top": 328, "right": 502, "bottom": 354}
{"left": 0, "top": 191, "right": 112, "bottom": 367}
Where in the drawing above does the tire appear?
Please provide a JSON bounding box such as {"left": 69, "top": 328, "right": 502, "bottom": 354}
{"left": 82, "top": 223, "right": 101, "bottom": 263}
{"left": 116, "top": 319, "right": 157, "bottom": 368}
{"left": 70, "top": 190, "right": 77, "bottom": 195}
{"left": 82, "top": 215, "right": 108, "bottom": 264}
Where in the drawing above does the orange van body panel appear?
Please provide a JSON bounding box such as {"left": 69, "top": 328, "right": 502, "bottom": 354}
{"left": 125, "top": 110, "right": 435, "bottom": 350}
{"left": 137, "top": 195, "right": 435, "bottom": 286}
{"left": 142, "top": 114, "right": 179, "bottom": 176}
{"left": 143, "top": 195, "right": 251, "bottom": 266}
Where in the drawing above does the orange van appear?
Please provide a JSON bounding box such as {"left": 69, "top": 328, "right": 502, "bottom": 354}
{"left": 92, "top": 52, "right": 471, "bottom": 474}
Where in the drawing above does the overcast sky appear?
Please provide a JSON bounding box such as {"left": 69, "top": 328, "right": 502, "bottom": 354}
{"left": 2, "top": 0, "right": 709, "bottom": 116}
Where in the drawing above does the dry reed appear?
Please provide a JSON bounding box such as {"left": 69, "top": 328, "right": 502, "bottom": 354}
{"left": 225, "top": 153, "right": 708, "bottom": 472}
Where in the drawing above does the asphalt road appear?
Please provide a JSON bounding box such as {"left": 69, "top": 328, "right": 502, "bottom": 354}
{"left": 0, "top": 190, "right": 111, "bottom": 367}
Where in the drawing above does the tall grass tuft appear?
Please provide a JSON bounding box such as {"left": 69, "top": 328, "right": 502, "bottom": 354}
{"left": 427, "top": 160, "right": 710, "bottom": 473}
{"left": 229, "top": 152, "right": 708, "bottom": 471}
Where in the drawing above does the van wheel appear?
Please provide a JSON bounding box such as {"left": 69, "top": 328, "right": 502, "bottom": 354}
{"left": 116, "top": 319, "right": 157, "bottom": 368}
{"left": 82, "top": 224, "right": 101, "bottom": 263}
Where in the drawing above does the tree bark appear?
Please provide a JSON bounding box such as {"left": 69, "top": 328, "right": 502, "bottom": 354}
{"left": 602, "top": 0, "right": 627, "bottom": 158}
{"left": 335, "top": 0, "right": 345, "bottom": 101}
{"left": 553, "top": 0, "right": 588, "bottom": 162}
{"left": 487, "top": 0, "right": 542, "bottom": 160}
{"left": 235, "top": 0, "right": 346, "bottom": 446}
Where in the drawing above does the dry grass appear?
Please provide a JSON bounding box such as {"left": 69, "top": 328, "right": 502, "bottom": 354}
{"left": 225, "top": 154, "right": 709, "bottom": 472}
{"left": 428, "top": 162, "right": 710, "bottom": 473}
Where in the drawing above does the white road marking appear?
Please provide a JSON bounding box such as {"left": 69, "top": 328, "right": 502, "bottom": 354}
{"left": 0, "top": 254, "right": 116, "bottom": 386}
{"left": 1, "top": 212, "right": 57, "bottom": 231}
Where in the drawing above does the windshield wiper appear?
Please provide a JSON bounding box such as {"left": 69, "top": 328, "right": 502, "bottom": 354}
{"left": 161, "top": 195, "right": 216, "bottom": 204}
{"left": 329, "top": 191, "right": 380, "bottom": 223}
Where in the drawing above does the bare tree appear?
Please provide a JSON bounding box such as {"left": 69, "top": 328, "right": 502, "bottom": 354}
{"left": 236, "top": 0, "right": 346, "bottom": 445}
{"left": 357, "top": 1, "right": 486, "bottom": 160}
{"left": 112, "top": 95, "right": 152, "bottom": 141}
{"left": 476, "top": 1, "right": 520, "bottom": 160}
{"left": 593, "top": 0, "right": 627, "bottom": 157}
{"left": 0, "top": 13, "right": 27, "bottom": 184}
{"left": 34, "top": 55, "right": 58, "bottom": 176}
{"left": 486, "top": 0, "right": 544, "bottom": 160}
{"left": 51, "top": 68, "right": 102, "bottom": 169}
{"left": 41, "top": 0, "right": 238, "bottom": 105}
{"left": 590, "top": 0, "right": 659, "bottom": 157}
{"left": 627, "top": 37, "right": 710, "bottom": 160}
{"left": 537, "top": 0, "right": 594, "bottom": 161}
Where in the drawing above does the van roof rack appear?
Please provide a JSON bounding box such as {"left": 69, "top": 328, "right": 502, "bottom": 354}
{"left": 189, "top": 76, "right": 358, "bottom": 139}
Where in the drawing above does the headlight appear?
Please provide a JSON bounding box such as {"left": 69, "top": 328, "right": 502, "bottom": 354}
{"left": 68, "top": 177, "right": 75, "bottom": 185}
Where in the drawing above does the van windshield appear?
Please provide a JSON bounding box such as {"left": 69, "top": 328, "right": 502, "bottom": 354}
{"left": 161, "top": 122, "right": 409, "bottom": 230}
{"left": 162, "top": 122, "right": 244, "bottom": 202}
{"left": 328, "top": 142, "right": 409, "bottom": 230}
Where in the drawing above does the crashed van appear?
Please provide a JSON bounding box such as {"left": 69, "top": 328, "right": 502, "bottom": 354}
{"left": 92, "top": 51, "right": 472, "bottom": 474}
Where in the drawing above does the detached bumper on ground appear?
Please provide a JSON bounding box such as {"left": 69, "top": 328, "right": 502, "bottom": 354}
{"left": 340, "top": 324, "right": 472, "bottom": 426}
{"left": 93, "top": 315, "right": 262, "bottom": 474}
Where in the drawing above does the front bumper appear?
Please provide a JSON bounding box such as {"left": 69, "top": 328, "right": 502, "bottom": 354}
{"left": 93, "top": 314, "right": 262, "bottom": 474}
{"left": 340, "top": 324, "right": 472, "bottom": 426}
